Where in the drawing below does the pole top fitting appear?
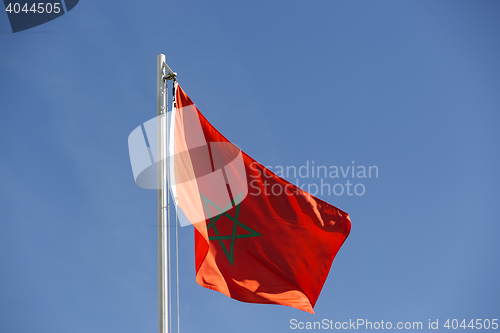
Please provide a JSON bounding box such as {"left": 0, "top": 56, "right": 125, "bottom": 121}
{"left": 162, "top": 62, "right": 177, "bottom": 81}
{"left": 163, "top": 72, "right": 177, "bottom": 81}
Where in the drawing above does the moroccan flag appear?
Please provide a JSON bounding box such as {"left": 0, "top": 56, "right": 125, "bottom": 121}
{"left": 169, "top": 83, "right": 351, "bottom": 313}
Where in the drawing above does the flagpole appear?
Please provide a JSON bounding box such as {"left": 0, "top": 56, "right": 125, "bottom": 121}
{"left": 157, "top": 54, "right": 177, "bottom": 333}
{"left": 157, "top": 54, "right": 168, "bottom": 333}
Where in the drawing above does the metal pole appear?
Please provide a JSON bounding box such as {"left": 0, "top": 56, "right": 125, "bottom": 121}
{"left": 157, "top": 54, "right": 168, "bottom": 333}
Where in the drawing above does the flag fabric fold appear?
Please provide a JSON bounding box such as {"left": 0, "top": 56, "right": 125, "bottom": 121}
{"left": 169, "top": 83, "right": 351, "bottom": 313}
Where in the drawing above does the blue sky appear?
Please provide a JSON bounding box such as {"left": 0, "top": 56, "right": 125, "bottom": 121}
{"left": 1, "top": 1, "right": 499, "bottom": 332}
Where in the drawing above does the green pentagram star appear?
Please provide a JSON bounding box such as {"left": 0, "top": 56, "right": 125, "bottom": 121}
{"left": 201, "top": 192, "right": 261, "bottom": 265}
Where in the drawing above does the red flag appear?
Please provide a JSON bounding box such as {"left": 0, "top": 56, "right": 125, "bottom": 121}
{"left": 170, "top": 83, "right": 351, "bottom": 313}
